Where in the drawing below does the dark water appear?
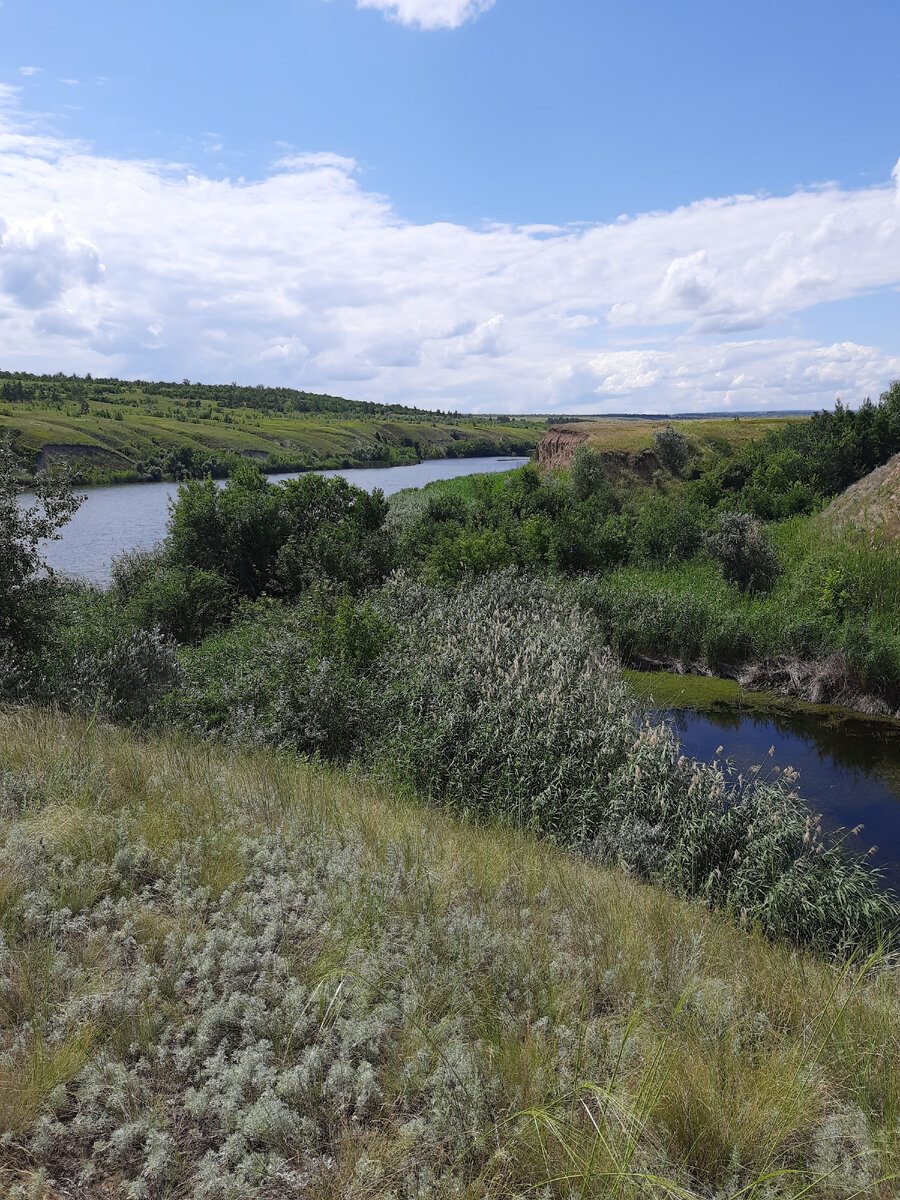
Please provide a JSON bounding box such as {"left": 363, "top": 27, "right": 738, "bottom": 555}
{"left": 19, "top": 456, "right": 528, "bottom": 585}
{"left": 665, "top": 698, "right": 900, "bottom": 889}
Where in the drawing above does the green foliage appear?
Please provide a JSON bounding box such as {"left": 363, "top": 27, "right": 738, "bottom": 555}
{"left": 705, "top": 510, "right": 782, "bottom": 592}
{"left": 0, "top": 438, "right": 85, "bottom": 701}
{"left": 568, "top": 443, "right": 608, "bottom": 501}
{"left": 652, "top": 422, "right": 691, "bottom": 475}
{"left": 167, "top": 570, "right": 897, "bottom": 954}
{"left": 691, "top": 382, "right": 900, "bottom": 516}
{"left": 167, "top": 463, "right": 392, "bottom": 601}
{"left": 111, "top": 547, "right": 236, "bottom": 642}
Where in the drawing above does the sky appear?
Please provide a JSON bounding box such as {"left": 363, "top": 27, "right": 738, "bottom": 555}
{"left": 1, "top": 0, "right": 900, "bottom": 413}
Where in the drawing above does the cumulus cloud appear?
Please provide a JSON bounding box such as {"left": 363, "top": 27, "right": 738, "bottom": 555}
{"left": 354, "top": 0, "right": 495, "bottom": 31}
{"left": 0, "top": 214, "right": 103, "bottom": 307}
{"left": 0, "top": 93, "right": 898, "bottom": 411}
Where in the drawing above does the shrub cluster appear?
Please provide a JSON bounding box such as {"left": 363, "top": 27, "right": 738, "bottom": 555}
{"left": 169, "top": 571, "right": 898, "bottom": 953}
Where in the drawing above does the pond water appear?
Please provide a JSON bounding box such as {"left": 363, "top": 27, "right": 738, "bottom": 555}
{"left": 20, "top": 456, "right": 529, "bottom": 585}
{"left": 631, "top": 672, "right": 900, "bottom": 889}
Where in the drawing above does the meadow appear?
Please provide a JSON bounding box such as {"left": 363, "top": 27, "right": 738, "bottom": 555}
{"left": 3, "top": 707, "right": 900, "bottom": 1199}
{"left": 0, "top": 372, "right": 543, "bottom": 483}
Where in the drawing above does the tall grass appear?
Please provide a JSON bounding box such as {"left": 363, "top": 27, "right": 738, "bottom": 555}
{"left": 577, "top": 517, "right": 900, "bottom": 708}
{"left": 169, "top": 571, "right": 898, "bottom": 953}
{"left": 1, "top": 709, "right": 900, "bottom": 1197}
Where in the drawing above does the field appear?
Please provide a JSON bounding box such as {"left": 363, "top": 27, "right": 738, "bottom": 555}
{"left": 557, "top": 415, "right": 806, "bottom": 456}
{"left": 3, "top": 707, "right": 900, "bottom": 1199}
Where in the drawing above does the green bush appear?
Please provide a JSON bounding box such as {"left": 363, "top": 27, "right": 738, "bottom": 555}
{"left": 0, "top": 437, "right": 81, "bottom": 665}
{"left": 111, "top": 547, "right": 236, "bottom": 642}
{"left": 705, "top": 510, "right": 781, "bottom": 592}
{"left": 653, "top": 422, "right": 691, "bottom": 475}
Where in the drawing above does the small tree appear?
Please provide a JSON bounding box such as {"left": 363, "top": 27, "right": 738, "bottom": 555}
{"left": 0, "top": 438, "right": 82, "bottom": 676}
{"left": 705, "top": 510, "right": 781, "bottom": 592}
{"left": 569, "top": 444, "right": 608, "bottom": 502}
{"left": 653, "top": 422, "right": 690, "bottom": 475}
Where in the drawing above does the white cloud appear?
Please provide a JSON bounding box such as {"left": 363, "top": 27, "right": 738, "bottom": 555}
{"left": 18, "top": 67, "right": 40, "bottom": 77}
{"left": 0, "top": 93, "right": 898, "bottom": 411}
{"left": 354, "top": 0, "right": 495, "bottom": 31}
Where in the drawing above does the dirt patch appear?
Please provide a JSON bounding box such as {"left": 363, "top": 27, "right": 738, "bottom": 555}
{"left": 35, "top": 443, "right": 133, "bottom": 473}
{"left": 534, "top": 427, "right": 661, "bottom": 481}
{"left": 534, "top": 426, "right": 589, "bottom": 470}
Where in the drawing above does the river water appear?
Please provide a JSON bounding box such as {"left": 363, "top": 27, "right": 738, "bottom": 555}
{"left": 630, "top": 672, "right": 900, "bottom": 890}
{"left": 20, "top": 456, "right": 529, "bottom": 585}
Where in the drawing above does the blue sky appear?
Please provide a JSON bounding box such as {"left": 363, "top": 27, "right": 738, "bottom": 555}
{"left": 1, "top": 0, "right": 899, "bottom": 412}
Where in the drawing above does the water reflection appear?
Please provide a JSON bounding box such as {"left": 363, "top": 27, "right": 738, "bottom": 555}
{"left": 662, "top": 699, "right": 900, "bottom": 888}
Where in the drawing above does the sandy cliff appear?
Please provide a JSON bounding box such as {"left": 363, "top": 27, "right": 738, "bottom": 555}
{"left": 533, "top": 426, "right": 590, "bottom": 469}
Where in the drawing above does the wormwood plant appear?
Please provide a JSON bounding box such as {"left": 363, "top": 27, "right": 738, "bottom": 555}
{"left": 2, "top": 711, "right": 900, "bottom": 1199}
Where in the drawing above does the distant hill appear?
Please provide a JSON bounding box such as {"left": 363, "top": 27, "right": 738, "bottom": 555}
{"left": 0, "top": 371, "right": 545, "bottom": 484}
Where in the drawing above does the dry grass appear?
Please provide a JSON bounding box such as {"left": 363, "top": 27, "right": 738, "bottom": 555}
{"left": 563, "top": 415, "right": 805, "bottom": 456}
{"left": 820, "top": 451, "right": 900, "bottom": 544}
{"left": 1, "top": 707, "right": 899, "bottom": 1197}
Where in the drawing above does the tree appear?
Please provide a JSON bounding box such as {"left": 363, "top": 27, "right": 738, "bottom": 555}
{"left": 705, "top": 510, "right": 781, "bottom": 592}
{"left": 653, "top": 422, "right": 690, "bottom": 475}
{"left": 569, "top": 444, "right": 608, "bottom": 502}
{"left": 0, "top": 436, "right": 82, "bottom": 652}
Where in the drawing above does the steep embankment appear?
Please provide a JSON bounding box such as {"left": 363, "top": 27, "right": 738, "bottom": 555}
{"left": 821, "top": 450, "right": 900, "bottom": 542}
{"left": 533, "top": 423, "right": 589, "bottom": 468}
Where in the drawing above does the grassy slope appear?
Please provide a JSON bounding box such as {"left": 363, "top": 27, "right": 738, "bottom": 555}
{"left": 821, "top": 450, "right": 900, "bottom": 542}
{"left": 0, "top": 394, "right": 544, "bottom": 482}
{"left": 2, "top": 708, "right": 900, "bottom": 1198}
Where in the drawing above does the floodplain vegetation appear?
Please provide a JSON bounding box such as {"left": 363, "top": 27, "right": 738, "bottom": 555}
{"left": 2, "top": 383, "right": 900, "bottom": 1197}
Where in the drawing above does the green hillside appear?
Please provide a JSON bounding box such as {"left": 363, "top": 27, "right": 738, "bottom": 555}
{"left": 0, "top": 371, "right": 544, "bottom": 483}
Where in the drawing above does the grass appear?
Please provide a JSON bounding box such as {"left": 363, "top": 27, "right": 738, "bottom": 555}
{"left": 561, "top": 416, "right": 806, "bottom": 456}
{"left": 576, "top": 515, "right": 900, "bottom": 712}
{"left": 2, "top": 707, "right": 900, "bottom": 1197}
{"left": 820, "top": 451, "right": 900, "bottom": 543}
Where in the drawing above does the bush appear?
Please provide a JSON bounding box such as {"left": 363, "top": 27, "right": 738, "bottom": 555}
{"left": 653, "top": 423, "right": 691, "bottom": 475}
{"left": 568, "top": 444, "right": 608, "bottom": 502}
{"left": 0, "top": 437, "right": 82, "bottom": 660}
{"left": 167, "top": 463, "right": 392, "bottom": 600}
{"left": 37, "top": 585, "right": 180, "bottom": 721}
{"left": 111, "top": 547, "right": 236, "bottom": 642}
{"left": 705, "top": 511, "right": 781, "bottom": 592}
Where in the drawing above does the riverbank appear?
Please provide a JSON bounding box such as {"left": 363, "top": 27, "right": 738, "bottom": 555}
{"left": 0, "top": 375, "right": 544, "bottom": 484}
{"left": 3, "top": 706, "right": 900, "bottom": 1199}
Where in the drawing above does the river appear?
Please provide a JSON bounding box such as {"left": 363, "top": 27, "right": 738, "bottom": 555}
{"left": 630, "top": 671, "right": 900, "bottom": 890}
{"left": 18, "top": 463, "right": 900, "bottom": 887}
{"left": 20, "top": 456, "right": 529, "bottom": 585}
